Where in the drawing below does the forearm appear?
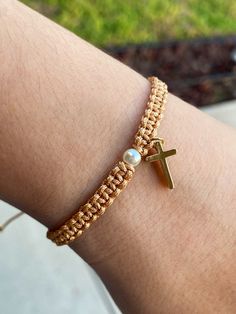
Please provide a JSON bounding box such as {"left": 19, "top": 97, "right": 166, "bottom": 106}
{"left": 1, "top": 1, "right": 236, "bottom": 313}
{"left": 0, "top": 0, "right": 150, "bottom": 226}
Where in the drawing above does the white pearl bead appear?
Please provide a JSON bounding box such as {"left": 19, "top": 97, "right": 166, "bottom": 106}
{"left": 123, "top": 148, "right": 141, "bottom": 167}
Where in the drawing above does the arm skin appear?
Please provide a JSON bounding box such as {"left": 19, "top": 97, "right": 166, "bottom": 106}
{"left": 0, "top": 1, "right": 236, "bottom": 313}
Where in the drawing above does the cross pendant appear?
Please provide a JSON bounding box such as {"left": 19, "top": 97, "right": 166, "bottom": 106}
{"left": 145, "top": 139, "right": 176, "bottom": 189}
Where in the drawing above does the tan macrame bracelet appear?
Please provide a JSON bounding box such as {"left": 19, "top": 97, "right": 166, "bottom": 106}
{"left": 47, "top": 76, "right": 173, "bottom": 246}
{"left": 133, "top": 77, "right": 167, "bottom": 156}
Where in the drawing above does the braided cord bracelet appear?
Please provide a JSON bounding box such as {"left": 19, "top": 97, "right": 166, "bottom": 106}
{"left": 47, "top": 76, "right": 176, "bottom": 246}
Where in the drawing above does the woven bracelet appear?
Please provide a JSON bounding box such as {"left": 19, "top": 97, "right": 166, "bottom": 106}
{"left": 47, "top": 76, "right": 176, "bottom": 246}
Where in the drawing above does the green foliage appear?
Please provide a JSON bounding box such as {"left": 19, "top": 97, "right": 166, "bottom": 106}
{"left": 22, "top": 0, "right": 236, "bottom": 46}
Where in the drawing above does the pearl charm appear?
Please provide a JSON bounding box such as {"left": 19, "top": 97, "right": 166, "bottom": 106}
{"left": 123, "top": 148, "right": 141, "bottom": 167}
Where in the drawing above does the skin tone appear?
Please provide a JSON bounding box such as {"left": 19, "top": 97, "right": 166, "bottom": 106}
{"left": 0, "top": 1, "right": 236, "bottom": 313}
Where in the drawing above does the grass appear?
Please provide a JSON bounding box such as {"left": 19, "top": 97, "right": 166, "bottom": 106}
{"left": 22, "top": 0, "right": 236, "bottom": 46}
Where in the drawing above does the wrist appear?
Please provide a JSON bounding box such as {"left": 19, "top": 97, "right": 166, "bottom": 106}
{"left": 40, "top": 74, "right": 151, "bottom": 230}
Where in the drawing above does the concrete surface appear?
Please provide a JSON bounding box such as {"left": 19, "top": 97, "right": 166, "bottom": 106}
{"left": 0, "top": 205, "right": 120, "bottom": 314}
{"left": 0, "top": 100, "right": 236, "bottom": 314}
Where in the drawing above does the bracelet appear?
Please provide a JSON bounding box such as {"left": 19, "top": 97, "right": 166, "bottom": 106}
{"left": 47, "top": 76, "right": 176, "bottom": 246}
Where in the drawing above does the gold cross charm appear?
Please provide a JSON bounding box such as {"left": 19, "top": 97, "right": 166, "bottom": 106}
{"left": 145, "top": 139, "right": 176, "bottom": 189}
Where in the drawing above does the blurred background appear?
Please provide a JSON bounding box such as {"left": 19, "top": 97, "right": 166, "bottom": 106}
{"left": 1, "top": 1, "right": 236, "bottom": 314}
{"left": 21, "top": 0, "right": 236, "bottom": 106}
